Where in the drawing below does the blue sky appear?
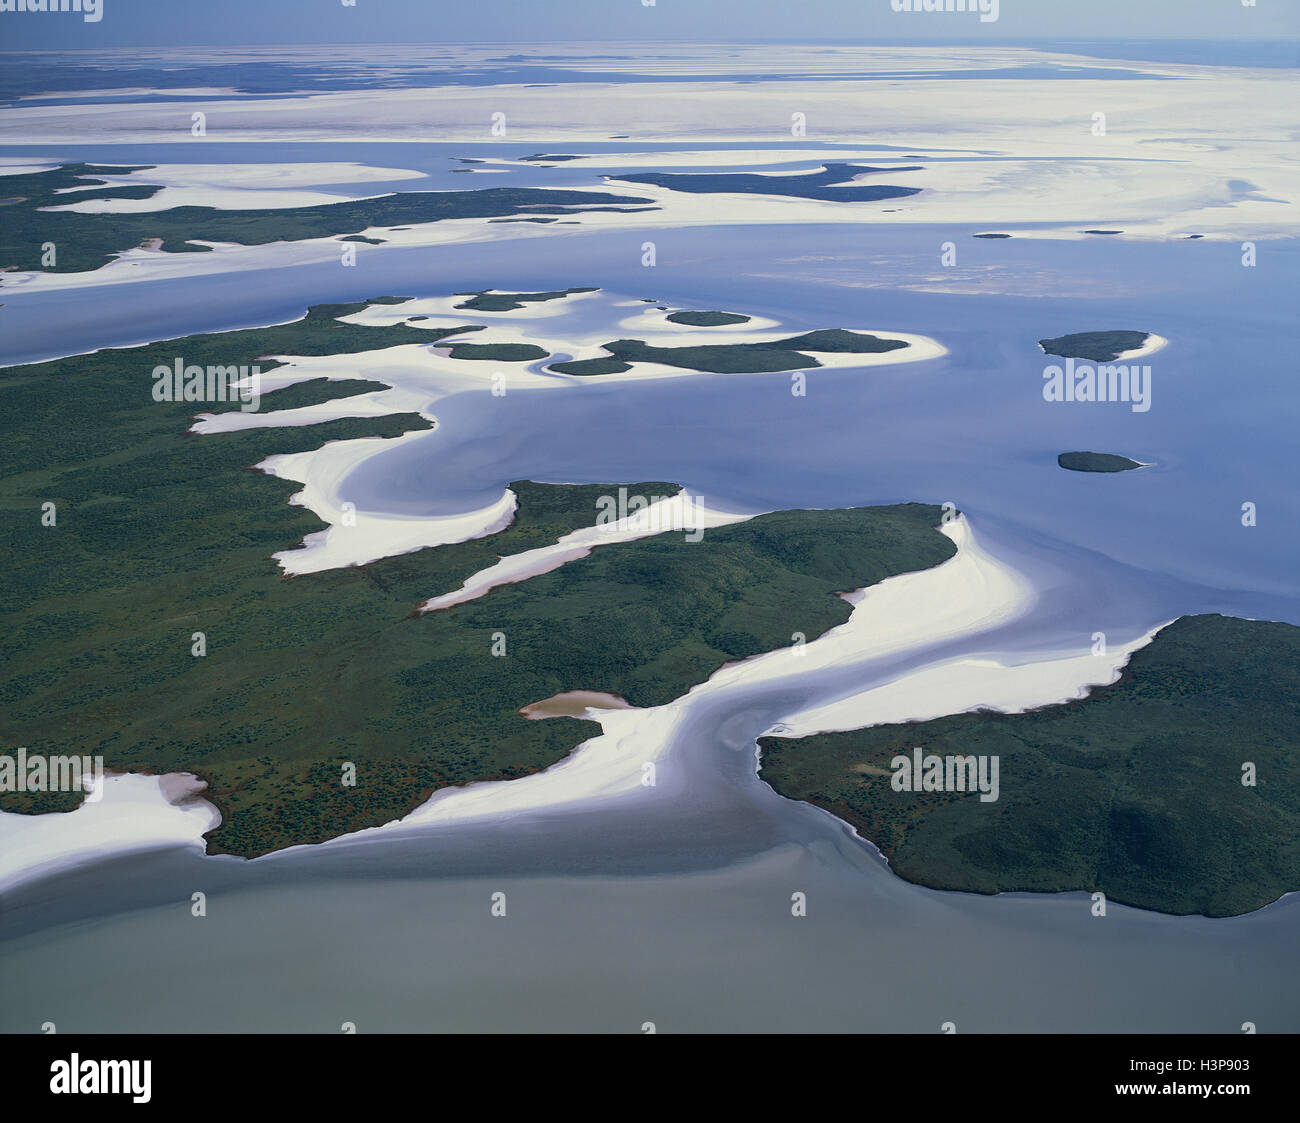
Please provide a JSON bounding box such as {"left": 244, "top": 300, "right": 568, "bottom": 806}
{"left": 0, "top": 0, "right": 1296, "bottom": 49}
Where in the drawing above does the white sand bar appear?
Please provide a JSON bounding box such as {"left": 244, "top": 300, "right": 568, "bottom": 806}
{"left": 768, "top": 627, "right": 1168, "bottom": 739}
{"left": 0, "top": 774, "right": 220, "bottom": 894}
{"left": 45, "top": 162, "right": 426, "bottom": 213}
{"left": 421, "top": 491, "right": 756, "bottom": 612}
{"left": 324, "top": 516, "right": 1137, "bottom": 837}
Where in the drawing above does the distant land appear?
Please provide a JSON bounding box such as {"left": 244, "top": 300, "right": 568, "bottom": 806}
{"left": 0, "top": 164, "right": 654, "bottom": 273}
{"left": 610, "top": 162, "right": 923, "bottom": 202}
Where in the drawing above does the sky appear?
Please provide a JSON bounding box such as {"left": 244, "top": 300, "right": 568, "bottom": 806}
{"left": 0, "top": 0, "right": 1296, "bottom": 50}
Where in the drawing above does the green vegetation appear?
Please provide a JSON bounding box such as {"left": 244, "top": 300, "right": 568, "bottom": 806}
{"left": 550, "top": 329, "right": 908, "bottom": 376}
{"left": 453, "top": 287, "right": 598, "bottom": 312}
{"left": 1058, "top": 451, "right": 1144, "bottom": 473}
{"left": 257, "top": 378, "right": 392, "bottom": 411}
{"left": 442, "top": 343, "right": 549, "bottom": 362}
{"left": 1039, "top": 331, "right": 1150, "bottom": 363}
{"left": 0, "top": 164, "right": 653, "bottom": 273}
{"left": 759, "top": 615, "right": 1300, "bottom": 917}
{"left": 612, "top": 162, "right": 922, "bottom": 202}
{"left": 665, "top": 311, "right": 751, "bottom": 327}
{"left": 548, "top": 357, "right": 633, "bottom": 377}
{"left": 0, "top": 303, "right": 954, "bottom": 857}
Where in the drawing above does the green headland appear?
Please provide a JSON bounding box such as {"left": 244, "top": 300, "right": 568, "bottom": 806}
{"left": 758, "top": 614, "right": 1300, "bottom": 917}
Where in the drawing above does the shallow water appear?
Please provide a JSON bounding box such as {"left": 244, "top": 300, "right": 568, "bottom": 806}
{"left": 3, "top": 214, "right": 1294, "bottom": 609}
{"left": 1, "top": 132, "right": 1297, "bottom": 1032}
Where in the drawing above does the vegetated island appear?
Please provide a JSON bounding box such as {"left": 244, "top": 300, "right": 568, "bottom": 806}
{"left": 1058, "top": 451, "right": 1144, "bottom": 473}
{"left": 608, "top": 162, "right": 923, "bottom": 203}
{"left": 439, "top": 342, "right": 550, "bottom": 362}
{"left": 0, "top": 164, "right": 655, "bottom": 273}
{"left": 1038, "top": 330, "right": 1151, "bottom": 363}
{"left": 549, "top": 328, "right": 909, "bottom": 376}
{"left": 0, "top": 303, "right": 956, "bottom": 857}
{"left": 664, "top": 310, "right": 751, "bottom": 327}
{"left": 758, "top": 614, "right": 1300, "bottom": 917}
{"left": 453, "top": 287, "right": 598, "bottom": 312}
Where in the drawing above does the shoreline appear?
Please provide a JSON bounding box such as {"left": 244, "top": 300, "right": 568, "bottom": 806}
{"left": 4, "top": 513, "right": 1284, "bottom": 921}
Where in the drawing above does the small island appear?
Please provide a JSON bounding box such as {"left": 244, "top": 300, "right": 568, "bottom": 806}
{"left": 1058, "top": 451, "right": 1144, "bottom": 473}
{"left": 453, "top": 287, "right": 598, "bottom": 312}
{"left": 664, "top": 310, "right": 751, "bottom": 327}
{"left": 550, "top": 328, "right": 909, "bottom": 376}
{"left": 441, "top": 342, "right": 549, "bottom": 362}
{"left": 1038, "top": 330, "right": 1151, "bottom": 363}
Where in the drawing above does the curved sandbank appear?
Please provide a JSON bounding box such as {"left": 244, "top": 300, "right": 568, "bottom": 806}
{"left": 321, "top": 516, "right": 1111, "bottom": 840}
{"left": 1114, "top": 333, "right": 1168, "bottom": 360}
{"left": 187, "top": 292, "right": 944, "bottom": 577}
{"left": 261, "top": 436, "right": 520, "bottom": 576}
{"left": 767, "top": 624, "right": 1167, "bottom": 738}
{"left": 0, "top": 773, "right": 220, "bottom": 894}
{"left": 0, "top": 507, "right": 1208, "bottom": 900}
{"left": 420, "top": 491, "right": 755, "bottom": 612}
